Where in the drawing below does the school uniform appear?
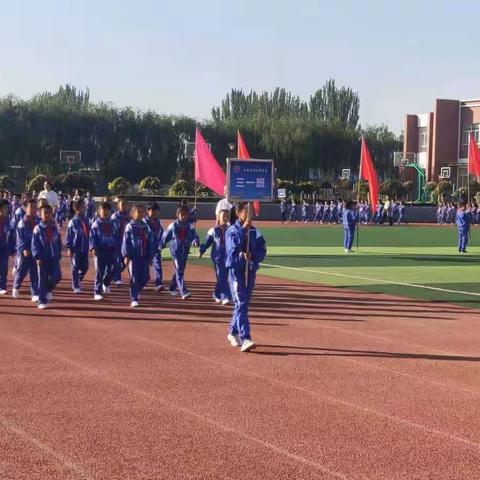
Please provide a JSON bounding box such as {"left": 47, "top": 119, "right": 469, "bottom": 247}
{"left": 13, "top": 215, "right": 40, "bottom": 297}
{"left": 301, "top": 203, "right": 309, "bottom": 223}
{"left": 111, "top": 210, "right": 130, "bottom": 282}
{"left": 89, "top": 217, "right": 118, "bottom": 295}
{"left": 396, "top": 205, "right": 406, "bottom": 224}
{"left": 13, "top": 206, "right": 26, "bottom": 227}
{"left": 122, "top": 220, "right": 154, "bottom": 302}
{"left": 342, "top": 208, "right": 357, "bottom": 252}
{"left": 322, "top": 203, "right": 330, "bottom": 223}
{"left": 31, "top": 220, "right": 62, "bottom": 305}
{"left": 456, "top": 208, "right": 471, "bottom": 253}
{"left": 65, "top": 214, "right": 90, "bottom": 291}
{"left": 161, "top": 220, "right": 199, "bottom": 297}
{"left": 288, "top": 202, "right": 297, "bottom": 221}
{"left": 0, "top": 217, "right": 16, "bottom": 291}
{"left": 86, "top": 197, "right": 96, "bottom": 223}
{"left": 280, "top": 201, "right": 287, "bottom": 223}
{"left": 199, "top": 224, "right": 232, "bottom": 303}
{"left": 144, "top": 216, "right": 164, "bottom": 289}
{"left": 313, "top": 203, "right": 323, "bottom": 223}
{"left": 225, "top": 221, "right": 267, "bottom": 344}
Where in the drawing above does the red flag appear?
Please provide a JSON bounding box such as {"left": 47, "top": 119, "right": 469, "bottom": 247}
{"left": 359, "top": 137, "right": 379, "bottom": 214}
{"left": 195, "top": 128, "right": 225, "bottom": 197}
{"left": 468, "top": 133, "right": 480, "bottom": 178}
{"left": 237, "top": 130, "right": 260, "bottom": 217}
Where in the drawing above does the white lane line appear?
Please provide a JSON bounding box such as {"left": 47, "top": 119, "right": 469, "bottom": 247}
{"left": 5, "top": 335, "right": 354, "bottom": 480}
{"left": 0, "top": 416, "right": 94, "bottom": 480}
{"left": 262, "top": 262, "right": 480, "bottom": 297}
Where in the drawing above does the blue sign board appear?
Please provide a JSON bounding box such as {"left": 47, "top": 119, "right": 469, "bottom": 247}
{"left": 227, "top": 159, "right": 274, "bottom": 202}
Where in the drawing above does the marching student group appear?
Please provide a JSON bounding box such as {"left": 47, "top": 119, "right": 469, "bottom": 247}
{"left": 0, "top": 181, "right": 266, "bottom": 353}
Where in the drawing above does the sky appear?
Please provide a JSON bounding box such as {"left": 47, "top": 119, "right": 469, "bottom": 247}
{"left": 1, "top": 0, "right": 479, "bottom": 133}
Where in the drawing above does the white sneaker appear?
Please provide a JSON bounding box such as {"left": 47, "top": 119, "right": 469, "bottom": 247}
{"left": 46, "top": 292, "right": 53, "bottom": 300}
{"left": 102, "top": 285, "right": 111, "bottom": 294}
{"left": 94, "top": 294, "right": 103, "bottom": 301}
{"left": 344, "top": 249, "right": 350, "bottom": 254}
{"left": 31, "top": 295, "right": 39, "bottom": 302}
{"left": 131, "top": 301, "right": 139, "bottom": 308}
{"left": 213, "top": 295, "right": 222, "bottom": 304}
{"left": 0, "top": 290, "right": 7, "bottom": 295}
{"left": 182, "top": 292, "right": 192, "bottom": 300}
{"left": 168, "top": 289, "right": 178, "bottom": 297}
{"left": 38, "top": 303, "right": 48, "bottom": 310}
{"left": 155, "top": 285, "right": 164, "bottom": 292}
{"left": 12, "top": 288, "right": 20, "bottom": 299}
{"left": 73, "top": 288, "right": 81, "bottom": 294}
{"left": 227, "top": 333, "right": 240, "bottom": 347}
{"left": 114, "top": 280, "right": 122, "bottom": 285}
{"left": 240, "top": 339, "right": 256, "bottom": 352}
{"left": 221, "top": 298, "right": 230, "bottom": 305}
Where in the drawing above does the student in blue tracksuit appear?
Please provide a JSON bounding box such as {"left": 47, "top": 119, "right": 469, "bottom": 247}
{"left": 313, "top": 201, "right": 323, "bottom": 223}
{"left": 122, "top": 205, "right": 154, "bottom": 307}
{"left": 111, "top": 198, "right": 130, "bottom": 284}
{"left": 31, "top": 204, "right": 62, "bottom": 309}
{"left": 65, "top": 199, "right": 90, "bottom": 293}
{"left": 342, "top": 200, "right": 357, "bottom": 254}
{"left": 396, "top": 201, "right": 406, "bottom": 224}
{"left": 13, "top": 194, "right": 32, "bottom": 227}
{"left": 225, "top": 202, "right": 267, "bottom": 353}
{"left": 85, "top": 192, "right": 96, "bottom": 224}
{"left": 280, "top": 199, "right": 287, "bottom": 223}
{"left": 301, "top": 201, "right": 309, "bottom": 223}
{"left": 90, "top": 202, "right": 118, "bottom": 300}
{"left": 288, "top": 200, "right": 297, "bottom": 222}
{"left": 199, "top": 208, "right": 232, "bottom": 305}
{"left": 12, "top": 199, "right": 39, "bottom": 301}
{"left": 456, "top": 202, "right": 471, "bottom": 254}
{"left": 144, "top": 202, "right": 164, "bottom": 291}
{"left": 0, "top": 199, "right": 16, "bottom": 295}
{"left": 161, "top": 204, "right": 199, "bottom": 299}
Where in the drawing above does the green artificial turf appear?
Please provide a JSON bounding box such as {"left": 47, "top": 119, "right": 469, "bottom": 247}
{"left": 191, "top": 225, "right": 480, "bottom": 308}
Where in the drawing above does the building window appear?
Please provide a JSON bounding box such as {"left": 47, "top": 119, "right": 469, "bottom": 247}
{"left": 418, "top": 127, "right": 428, "bottom": 152}
{"left": 462, "top": 124, "right": 480, "bottom": 147}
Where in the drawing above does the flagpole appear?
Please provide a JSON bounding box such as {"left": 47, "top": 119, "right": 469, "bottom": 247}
{"left": 468, "top": 134, "right": 472, "bottom": 245}
{"left": 357, "top": 137, "right": 363, "bottom": 253}
{"left": 246, "top": 201, "right": 252, "bottom": 285}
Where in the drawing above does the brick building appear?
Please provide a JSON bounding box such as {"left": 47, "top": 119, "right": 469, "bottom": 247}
{"left": 402, "top": 98, "right": 480, "bottom": 188}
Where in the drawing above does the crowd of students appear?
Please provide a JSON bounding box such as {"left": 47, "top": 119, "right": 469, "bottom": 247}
{"left": 0, "top": 188, "right": 266, "bottom": 353}
{"left": 280, "top": 198, "right": 407, "bottom": 226}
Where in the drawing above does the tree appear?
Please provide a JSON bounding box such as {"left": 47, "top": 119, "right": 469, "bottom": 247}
{"left": 0, "top": 175, "right": 13, "bottom": 190}
{"left": 54, "top": 172, "right": 96, "bottom": 194}
{"left": 380, "top": 179, "right": 406, "bottom": 199}
{"left": 108, "top": 177, "right": 130, "bottom": 195}
{"left": 26, "top": 174, "right": 48, "bottom": 193}
{"left": 139, "top": 176, "right": 162, "bottom": 191}
{"left": 169, "top": 179, "right": 190, "bottom": 197}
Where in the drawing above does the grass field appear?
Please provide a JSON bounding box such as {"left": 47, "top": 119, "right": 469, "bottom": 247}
{"left": 192, "top": 224, "right": 480, "bottom": 308}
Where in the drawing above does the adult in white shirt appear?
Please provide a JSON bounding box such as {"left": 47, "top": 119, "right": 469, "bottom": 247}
{"left": 38, "top": 181, "right": 60, "bottom": 209}
{"left": 215, "top": 186, "right": 233, "bottom": 216}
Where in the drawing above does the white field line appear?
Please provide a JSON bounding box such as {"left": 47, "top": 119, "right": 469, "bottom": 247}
{"left": 262, "top": 262, "right": 480, "bottom": 297}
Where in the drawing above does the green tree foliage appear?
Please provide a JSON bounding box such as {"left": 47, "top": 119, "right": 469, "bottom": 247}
{"left": 0, "top": 175, "right": 13, "bottom": 190}
{"left": 26, "top": 174, "right": 48, "bottom": 193}
{"left": 379, "top": 179, "right": 406, "bottom": 199}
{"left": 53, "top": 172, "right": 96, "bottom": 194}
{"left": 169, "top": 179, "right": 190, "bottom": 197}
{"left": 139, "top": 176, "right": 162, "bottom": 191}
{"left": 108, "top": 177, "right": 130, "bottom": 195}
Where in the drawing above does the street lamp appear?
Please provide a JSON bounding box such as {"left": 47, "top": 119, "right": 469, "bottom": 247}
{"left": 228, "top": 143, "right": 236, "bottom": 158}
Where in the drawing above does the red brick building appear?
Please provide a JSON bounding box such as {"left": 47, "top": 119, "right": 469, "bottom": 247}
{"left": 402, "top": 98, "right": 480, "bottom": 188}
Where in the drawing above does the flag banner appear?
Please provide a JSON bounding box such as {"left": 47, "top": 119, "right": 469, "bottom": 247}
{"left": 359, "top": 137, "right": 379, "bottom": 214}
{"left": 194, "top": 127, "right": 226, "bottom": 197}
{"left": 237, "top": 131, "right": 260, "bottom": 216}
{"left": 468, "top": 133, "right": 480, "bottom": 178}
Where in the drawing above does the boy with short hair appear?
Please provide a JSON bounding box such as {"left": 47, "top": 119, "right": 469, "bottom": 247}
{"left": 225, "top": 202, "right": 267, "bottom": 353}
{"left": 161, "top": 204, "right": 199, "bottom": 299}
{"left": 456, "top": 202, "right": 471, "bottom": 254}
{"left": 0, "top": 198, "right": 16, "bottom": 295}
{"left": 111, "top": 197, "right": 130, "bottom": 284}
{"left": 199, "top": 208, "right": 232, "bottom": 305}
{"left": 31, "top": 204, "right": 62, "bottom": 309}
{"left": 122, "top": 205, "right": 154, "bottom": 307}
{"left": 144, "top": 202, "right": 164, "bottom": 291}
{"left": 12, "top": 199, "right": 39, "bottom": 300}
{"left": 90, "top": 202, "right": 118, "bottom": 300}
{"left": 65, "top": 199, "right": 90, "bottom": 293}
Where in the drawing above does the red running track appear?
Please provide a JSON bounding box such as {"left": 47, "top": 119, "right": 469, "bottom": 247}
{"left": 1, "top": 257, "right": 480, "bottom": 479}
